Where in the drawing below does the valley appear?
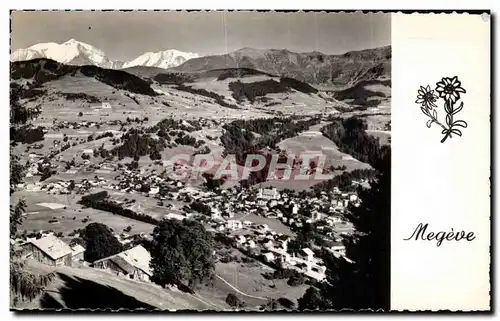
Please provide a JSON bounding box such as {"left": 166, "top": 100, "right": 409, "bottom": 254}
{"left": 10, "top": 39, "right": 391, "bottom": 312}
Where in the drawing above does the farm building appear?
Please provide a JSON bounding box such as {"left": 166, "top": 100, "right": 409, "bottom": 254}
{"left": 71, "top": 244, "right": 86, "bottom": 262}
{"left": 258, "top": 187, "right": 280, "bottom": 201}
{"left": 23, "top": 235, "right": 73, "bottom": 267}
{"left": 165, "top": 213, "right": 185, "bottom": 221}
{"left": 92, "top": 245, "right": 152, "bottom": 282}
{"left": 262, "top": 252, "right": 275, "bottom": 262}
{"left": 226, "top": 220, "right": 243, "bottom": 230}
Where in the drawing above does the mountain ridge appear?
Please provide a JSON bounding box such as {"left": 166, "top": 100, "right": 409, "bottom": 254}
{"left": 122, "top": 50, "right": 200, "bottom": 69}
{"left": 11, "top": 40, "right": 201, "bottom": 71}
{"left": 11, "top": 39, "right": 391, "bottom": 89}
{"left": 10, "top": 58, "right": 159, "bottom": 97}
{"left": 170, "top": 45, "right": 391, "bottom": 87}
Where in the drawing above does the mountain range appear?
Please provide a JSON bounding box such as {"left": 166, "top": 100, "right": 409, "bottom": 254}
{"left": 11, "top": 39, "right": 391, "bottom": 87}
{"left": 171, "top": 46, "right": 391, "bottom": 87}
{"left": 10, "top": 39, "right": 200, "bottom": 70}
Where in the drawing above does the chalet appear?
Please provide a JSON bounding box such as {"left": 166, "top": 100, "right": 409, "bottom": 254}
{"left": 262, "top": 239, "right": 274, "bottom": 249}
{"left": 92, "top": 245, "right": 152, "bottom": 282}
{"left": 211, "top": 208, "right": 222, "bottom": 219}
{"left": 24, "top": 235, "right": 73, "bottom": 267}
{"left": 328, "top": 245, "right": 347, "bottom": 258}
{"left": 149, "top": 187, "right": 160, "bottom": 195}
{"left": 258, "top": 187, "right": 280, "bottom": 201}
{"left": 226, "top": 220, "right": 243, "bottom": 230}
{"left": 235, "top": 235, "right": 246, "bottom": 245}
{"left": 262, "top": 252, "right": 275, "bottom": 262}
{"left": 270, "top": 246, "right": 291, "bottom": 264}
{"left": 247, "top": 240, "right": 256, "bottom": 249}
{"left": 71, "top": 244, "right": 86, "bottom": 262}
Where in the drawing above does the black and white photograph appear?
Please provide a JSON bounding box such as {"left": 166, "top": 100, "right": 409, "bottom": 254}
{"left": 10, "top": 10, "right": 393, "bottom": 312}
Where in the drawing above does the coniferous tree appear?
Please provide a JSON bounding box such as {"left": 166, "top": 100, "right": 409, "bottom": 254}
{"left": 10, "top": 90, "right": 55, "bottom": 307}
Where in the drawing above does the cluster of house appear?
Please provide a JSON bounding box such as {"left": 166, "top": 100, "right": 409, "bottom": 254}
{"left": 213, "top": 218, "right": 348, "bottom": 281}
{"left": 188, "top": 186, "right": 357, "bottom": 232}
{"left": 225, "top": 223, "right": 329, "bottom": 281}
{"left": 23, "top": 155, "right": 57, "bottom": 178}
{"left": 112, "top": 169, "right": 185, "bottom": 196}
{"left": 29, "top": 177, "right": 110, "bottom": 195}
{"left": 50, "top": 118, "right": 124, "bottom": 131}
{"left": 20, "top": 233, "right": 153, "bottom": 283}
{"left": 184, "top": 186, "right": 355, "bottom": 281}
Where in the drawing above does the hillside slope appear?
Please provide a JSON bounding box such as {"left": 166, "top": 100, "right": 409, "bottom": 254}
{"left": 19, "top": 260, "right": 225, "bottom": 311}
{"left": 11, "top": 58, "right": 158, "bottom": 96}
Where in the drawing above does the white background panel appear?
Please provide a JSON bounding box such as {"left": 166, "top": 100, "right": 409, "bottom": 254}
{"left": 391, "top": 13, "right": 490, "bottom": 311}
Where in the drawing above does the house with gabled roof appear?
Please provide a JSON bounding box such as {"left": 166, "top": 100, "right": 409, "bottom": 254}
{"left": 92, "top": 245, "right": 152, "bottom": 282}
{"left": 24, "top": 235, "right": 73, "bottom": 266}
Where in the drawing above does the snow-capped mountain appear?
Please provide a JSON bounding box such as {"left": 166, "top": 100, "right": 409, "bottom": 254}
{"left": 10, "top": 39, "right": 123, "bottom": 69}
{"left": 11, "top": 39, "right": 201, "bottom": 70}
{"left": 122, "top": 50, "right": 200, "bottom": 69}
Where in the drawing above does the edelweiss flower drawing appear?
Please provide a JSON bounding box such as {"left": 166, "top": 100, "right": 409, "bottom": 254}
{"left": 415, "top": 76, "right": 467, "bottom": 143}
{"left": 415, "top": 85, "right": 438, "bottom": 109}
{"left": 435, "top": 76, "right": 466, "bottom": 103}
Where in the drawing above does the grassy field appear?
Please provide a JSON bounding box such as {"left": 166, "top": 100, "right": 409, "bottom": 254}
{"left": 15, "top": 191, "right": 156, "bottom": 240}
{"left": 215, "top": 262, "right": 309, "bottom": 304}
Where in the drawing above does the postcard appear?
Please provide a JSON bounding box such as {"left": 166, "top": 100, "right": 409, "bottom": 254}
{"left": 8, "top": 10, "right": 491, "bottom": 312}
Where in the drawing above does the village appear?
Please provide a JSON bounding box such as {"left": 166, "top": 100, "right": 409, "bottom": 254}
{"left": 13, "top": 163, "right": 361, "bottom": 284}
{"left": 9, "top": 97, "right": 377, "bottom": 310}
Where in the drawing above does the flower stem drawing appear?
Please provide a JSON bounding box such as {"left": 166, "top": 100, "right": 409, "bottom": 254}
{"left": 415, "top": 76, "right": 467, "bottom": 143}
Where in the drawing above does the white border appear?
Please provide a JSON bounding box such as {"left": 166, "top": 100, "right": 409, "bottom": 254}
{"left": 391, "top": 12, "right": 490, "bottom": 311}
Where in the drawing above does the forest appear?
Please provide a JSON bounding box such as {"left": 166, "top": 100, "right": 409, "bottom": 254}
{"left": 221, "top": 116, "right": 321, "bottom": 163}
{"left": 320, "top": 117, "right": 389, "bottom": 166}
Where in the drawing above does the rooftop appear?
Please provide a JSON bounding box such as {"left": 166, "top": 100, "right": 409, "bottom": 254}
{"left": 29, "top": 235, "right": 73, "bottom": 261}
{"left": 71, "top": 244, "right": 85, "bottom": 256}
{"left": 94, "top": 245, "right": 152, "bottom": 276}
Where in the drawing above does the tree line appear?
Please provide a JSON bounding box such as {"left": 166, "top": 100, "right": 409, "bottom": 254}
{"left": 320, "top": 117, "right": 389, "bottom": 167}
{"left": 221, "top": 116, "right": 321, "bottom": 165}
{"left": 78, "top": 191, "right": 161, "bottom": 226}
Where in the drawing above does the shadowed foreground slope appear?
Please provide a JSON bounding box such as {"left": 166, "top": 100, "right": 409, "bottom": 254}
{"left": 15, "top": 261, "right": 225, "bottom": 311}
{"left": 40, "top": 273, "right": 155, "bottom": 310}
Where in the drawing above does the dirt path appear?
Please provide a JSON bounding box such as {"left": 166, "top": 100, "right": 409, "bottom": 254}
{"left": 215, "top": 275, "right": 267, "bottom": 301}
{"left": 366, "top": 129, "right": 391, "bottom": 134}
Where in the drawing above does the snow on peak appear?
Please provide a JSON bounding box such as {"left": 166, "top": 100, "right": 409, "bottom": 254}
{"left": 123, "top": 50, "right": 200, "bottom": 69}
{"left": 10, "top": 39, "right": 200, "bottom": 70}
{"left": 11, "top": 39, "right": 115, "bottom": 69}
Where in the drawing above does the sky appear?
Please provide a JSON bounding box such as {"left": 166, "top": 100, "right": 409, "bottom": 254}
{"left": 11, "top": 11, "right": 391, "bottom": 61}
